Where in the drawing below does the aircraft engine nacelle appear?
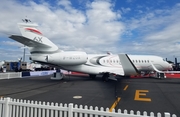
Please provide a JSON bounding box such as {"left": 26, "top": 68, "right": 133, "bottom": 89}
{"left": 47, "top": 51, "right": 88, "bottom": 65}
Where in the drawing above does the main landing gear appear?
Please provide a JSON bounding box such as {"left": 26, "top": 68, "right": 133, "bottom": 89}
{"left": 89, "top": 73, "right": 109, "bottom": 81}
{"left": 89, "top": 74, "right": 96, "bottom": 79}
{"left": 102, "top": 73, "right": 109, "bottom": 81}
{"left": 89, "top": 73, "right": 115, "bottom": 81}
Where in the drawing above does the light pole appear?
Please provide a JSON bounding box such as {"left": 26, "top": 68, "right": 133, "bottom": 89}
{"left": 20, "top": 45, "right": 27, "bottom": 62}
{"left": 23, "top": 45, "right": 25, "bottom": 62}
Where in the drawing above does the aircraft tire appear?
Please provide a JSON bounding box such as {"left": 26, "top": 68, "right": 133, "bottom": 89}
{"left": 89, "top": 74, "right": 96, "bottom": 79}
{"left": 102, "top": 73, "right": 109, "bottom": 81}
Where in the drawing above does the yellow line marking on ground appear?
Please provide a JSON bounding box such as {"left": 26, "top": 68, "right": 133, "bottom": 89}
{"left": 123, "top": 85, "right": 129, "bottom": 91}
{"left": 134, "top": 90, "right": 151, "bottom": 102}
{"left": 109, "top": 97, "right": 121, "bottom": 112}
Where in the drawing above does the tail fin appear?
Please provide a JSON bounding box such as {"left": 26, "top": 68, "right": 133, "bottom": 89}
{"left": 9, "top": 23, "right": 58, "bottom": 53}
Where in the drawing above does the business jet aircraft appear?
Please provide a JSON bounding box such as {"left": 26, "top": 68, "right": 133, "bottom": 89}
{"left": 9, "top": 22, "right": 172, "bottom": 80}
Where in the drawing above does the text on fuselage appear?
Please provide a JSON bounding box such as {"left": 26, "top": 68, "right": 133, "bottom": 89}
{"left": 63, "top": 56, "right": 81, "bottom": 60}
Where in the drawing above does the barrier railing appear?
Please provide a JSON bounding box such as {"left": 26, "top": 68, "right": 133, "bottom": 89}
{"left": 164, "top": 71, "right": 180, "bottom": 74}
{"left": 0, "top": 72, "right": 21, "bottom": 79}
{"left": 0, "top": 97, "right": 177, "bottom": 117}
{"left": 0, "top": 71, "right": 56, "bottom": 79}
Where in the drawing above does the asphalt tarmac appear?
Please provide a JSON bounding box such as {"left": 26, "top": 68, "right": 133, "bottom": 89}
{"left": 0, "top": 75, "right": 179, "bottom": 116}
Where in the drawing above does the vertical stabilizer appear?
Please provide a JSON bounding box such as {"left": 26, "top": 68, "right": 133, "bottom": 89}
{"left": 17, "top": 23, "right": 58, "bottom": 53}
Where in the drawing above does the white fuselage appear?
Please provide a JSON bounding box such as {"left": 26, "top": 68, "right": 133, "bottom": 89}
{"left": 30, "top": 51, "right": 172, "bottom": 76}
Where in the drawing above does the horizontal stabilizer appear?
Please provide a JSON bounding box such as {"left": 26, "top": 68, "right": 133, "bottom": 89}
{"left": 118, "top": 54, "right": 139, "bottom": 76}
{"left": 9, "top": 35, "right": 51, "bottom": 48}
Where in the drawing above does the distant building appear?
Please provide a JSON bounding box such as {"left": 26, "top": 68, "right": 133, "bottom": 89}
{"left": 5, "top": 61, "right": 27, "bottom": 72}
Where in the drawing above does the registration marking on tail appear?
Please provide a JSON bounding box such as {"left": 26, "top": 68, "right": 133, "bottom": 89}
{"left": 109, "top": 97, "right": 121, "bottom": 112}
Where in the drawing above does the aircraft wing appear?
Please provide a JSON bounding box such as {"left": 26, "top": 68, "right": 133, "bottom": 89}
{"left": 118, "top": 54, "right": 140, "bottom": 76}
{"left": 99, "top": 54, "right": 140, "bottom": 76}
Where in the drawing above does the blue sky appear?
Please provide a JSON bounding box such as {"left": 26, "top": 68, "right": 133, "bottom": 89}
{"left": 0, "top": 0, "right": 180, "bottom": 62}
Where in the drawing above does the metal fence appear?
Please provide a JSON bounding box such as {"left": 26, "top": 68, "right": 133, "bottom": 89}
{"left": 0, "top": 97, "right": 177, "bottom": 117}
{"left": 0, "top": 71, "right": 56, "bottom": 79}
{"left": 0, "top": 72, "right": 21, "bottom": 80}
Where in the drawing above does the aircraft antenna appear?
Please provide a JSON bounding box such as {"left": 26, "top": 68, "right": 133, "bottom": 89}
{"left": 107, "top": 51, "right": 112, "bottom": 55}
{"left": 22, "top": 16, "right": 31, "bottom": 23}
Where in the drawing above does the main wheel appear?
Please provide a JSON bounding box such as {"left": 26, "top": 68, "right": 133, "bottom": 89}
{"left": 89, "top": 74, "right": 96, "bottom": 79}
{"left": 102, "top": 73, "right": 109, "bottom": 81}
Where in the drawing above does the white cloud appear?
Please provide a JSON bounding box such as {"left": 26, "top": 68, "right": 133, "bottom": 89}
{"left": 117, "top": 2, "right": 180, "bottom": 61}
{"left": 126, "top": 0, "right": 134, "bottom": 3}
{"left": 121, "top": 7, "right": 131, "bottom": 14}
{"left": 0, "top": 0, "right": 180, "bottom": 62}
{"left": 0, "top": 0, "right": 124, "bottom": 57}
{"left": 1, "top": 41, "right": 22, "bottom": 47}
{"left": 58, "top": 0, "right": 72, "bottom": 7}
{"left": 0, "top": 47, "right": 26, "bottom": 61}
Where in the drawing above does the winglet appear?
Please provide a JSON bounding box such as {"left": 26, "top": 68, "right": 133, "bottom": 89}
{"left": 118, "top": 54, "right": 140, "bottom": 76}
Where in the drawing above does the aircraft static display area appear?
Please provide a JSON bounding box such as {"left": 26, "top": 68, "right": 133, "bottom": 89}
{"left": 9, "top": 21, "right": 172, "bottom": 80}
{"left": 0, "top": 75, "right": 179, "bottom": 116}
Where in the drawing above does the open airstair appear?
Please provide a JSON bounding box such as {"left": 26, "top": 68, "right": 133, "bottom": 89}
{"left": 150, "top": 62, "right": 166, "bottom": 78}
